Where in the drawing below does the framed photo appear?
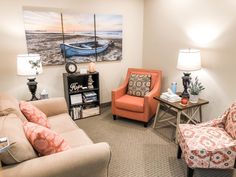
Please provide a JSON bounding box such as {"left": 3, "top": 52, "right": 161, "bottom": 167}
{"left": 70, "top": 94, "right": 82, "bottom": 105}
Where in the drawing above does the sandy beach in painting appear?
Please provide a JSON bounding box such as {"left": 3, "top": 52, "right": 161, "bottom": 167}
{"left": 26, "top": 32, "right": 122, "bottom": 65}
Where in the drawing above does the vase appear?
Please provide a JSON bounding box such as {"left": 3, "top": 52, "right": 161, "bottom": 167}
{"left": 189, "top": 94, "right": 199, "bottom": 103}
{"left": 88, "top": 62, "right": 95, "bottom": 73}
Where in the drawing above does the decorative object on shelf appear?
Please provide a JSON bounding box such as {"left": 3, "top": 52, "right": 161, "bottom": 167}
{"left": 177, "top": 49, "right": 201, "bottom": 98}
{"left": 70, "top": 94, "right": 83, "bottom": 105}
{"left": 40, "top": 89, "right": 48, "bottom": 99}
{"left": 65, "top": 61, "right": 77, "bottom": 74}
{"left": 80, "top": 68, "right": 87, "bottom": 74}
{"left": 88, "top": 75, "right": 94, "bottom": 89}
{"left": 88, "top": 62, "right": 96, "bottom": 73}
{"left": 17, "top": 54, "right": 43, "bottom": 101}
{"left": 188, "top": 77, "right": 205, "bottom": 103}
{"left": 69, "top": 82, "right": 82, "bottom": 92}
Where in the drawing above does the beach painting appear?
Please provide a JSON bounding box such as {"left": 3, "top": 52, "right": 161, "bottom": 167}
{"left": 95, "top": 14, "right": 123, "bottom": 61}
{"left": 61, "top": 13, "right": 97, "bottom": 63}
{"left": 23, "top": 10, "right": 65, "bottom": 65}
{"left": 23, "top": 10, "right": 123, "bottom": 65}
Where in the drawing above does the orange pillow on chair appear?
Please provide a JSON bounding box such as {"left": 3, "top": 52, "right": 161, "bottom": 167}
{"left": 20, "top": 101, "right": 50, "bottom": 128}
{"left": 23, "top": 122, "right": 71, "bottom": 156}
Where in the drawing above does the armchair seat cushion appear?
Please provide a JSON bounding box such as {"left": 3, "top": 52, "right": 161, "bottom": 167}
{"left": 178, "top": 124, "right": 236, "bottom": 169}
{"left": 115, "top": 94, "right": 144, "bottom": 113}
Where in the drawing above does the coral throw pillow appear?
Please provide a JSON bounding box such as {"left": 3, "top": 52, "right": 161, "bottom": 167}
{"left": 20, "top": 101, "right": 50, "bottom": 128}
{"left": 23, "top": 122, "right": 71, "bottom": 156}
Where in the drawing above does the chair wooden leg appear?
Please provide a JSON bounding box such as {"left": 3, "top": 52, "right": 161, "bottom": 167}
{"left": 234, "top": 158, "right": 236, "bottom": 168}
{"left": 177, "top": 145, "right": 182, "bottom": 159}
{"left": 113, "top": 115, "right": 116, "bottom": 120}
{"left": 187, "top": 167, "right": 194, "bottom": 177}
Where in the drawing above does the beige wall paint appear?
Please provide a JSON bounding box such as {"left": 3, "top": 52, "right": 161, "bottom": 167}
{"left": 0, "top": 0, "right": 144, "bottom": 102}
{"left": 143, "top": 0, "right": 236, "bottom": 121}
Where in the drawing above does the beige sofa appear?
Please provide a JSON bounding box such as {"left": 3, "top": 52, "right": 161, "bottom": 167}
{"left": 0, "top": 93, "right": 111, "bottom": 177}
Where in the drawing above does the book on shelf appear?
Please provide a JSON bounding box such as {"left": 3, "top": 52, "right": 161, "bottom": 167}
{"left": 70, "top": 106, "right": 82, "bottom": 120}
{"left": 83, "top": 91, "right": 97, "bottom": 98}
{"left": 83, "top": 91, "right": 97, "bottom": 103}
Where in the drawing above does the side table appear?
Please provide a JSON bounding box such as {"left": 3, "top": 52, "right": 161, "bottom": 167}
{"left": 153, "top": 96, "right": 209, "bottom": 143}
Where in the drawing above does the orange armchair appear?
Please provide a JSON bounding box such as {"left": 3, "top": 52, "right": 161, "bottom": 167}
{"left": 112, "top": 68, "right": 162, "bottom": 127}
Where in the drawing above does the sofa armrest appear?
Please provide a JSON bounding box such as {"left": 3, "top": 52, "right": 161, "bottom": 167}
{"left": 30, "top": 97, "right": 68, "bottom": 117}
{"left": 0, "top": 142, "right": 111, "bottom": 177}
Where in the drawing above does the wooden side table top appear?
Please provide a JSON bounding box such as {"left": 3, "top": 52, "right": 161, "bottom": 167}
{"left": 153, "top": 96, "right": 209, "bottom": 111}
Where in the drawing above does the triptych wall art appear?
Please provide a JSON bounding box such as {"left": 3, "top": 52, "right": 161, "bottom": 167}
{"left": 23, "top": 10, "right": 123, "bottom": 66}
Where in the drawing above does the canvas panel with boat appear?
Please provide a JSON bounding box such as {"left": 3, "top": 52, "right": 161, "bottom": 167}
{"left": 23, "top": 10, "right": 123, "bottom": 65}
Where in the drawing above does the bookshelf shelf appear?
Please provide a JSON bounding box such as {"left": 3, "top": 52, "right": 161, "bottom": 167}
{"left": 63, "top": 72, "right": 100, "bottom": 120}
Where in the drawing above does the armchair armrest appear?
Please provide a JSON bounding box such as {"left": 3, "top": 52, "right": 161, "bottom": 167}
{"left": 30, "top": 97, "right": 68, "bottom": 117}
{"left": 0, "top": 142, "right": 111, "bottom": 177}
{"left": 196, "top": 118, "right": 225, "bottom": 128}
{"left": 144, "top": 75, "right": 162, "bottom": 117}
{"left": 112, "top": 82, "right": 128, "bottom": 101}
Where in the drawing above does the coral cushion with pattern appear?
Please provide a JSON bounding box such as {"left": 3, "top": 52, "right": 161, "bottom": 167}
{"left": 20, "top": 101, "right": 50, "bottom": 128}
{"left": 23, "top": 122, "right": 71, "bottom": 156}
{"left": 127, "top": 73, "right": 151, "bottom": 97}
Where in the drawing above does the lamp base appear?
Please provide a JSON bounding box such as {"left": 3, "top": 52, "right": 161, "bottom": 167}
{"left": 181, "top": 72, "right": 191, "bottom": 98}
{"left": 27, "top": 77, "right": 39, "bottom": 101}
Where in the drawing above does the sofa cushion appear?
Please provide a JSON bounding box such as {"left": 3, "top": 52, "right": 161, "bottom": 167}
{"left": 0, "top": 114, "right": 37, "bottom": 164}
{"left": 23, "top": 122, "right": 71, "bottom": 156}
{"left": 115, "top": 94, "right": 144, "bottom": 113}
{"left": 48, "top": 113, "right": 78, "bottom": 134}
{"left": 225, "top": 102, "right": 236, "bottom": 139}
{"left": 60, "top": 129, "right": 93, "bottom": 148}
{"left": 0, "top": 93, "right": 27, "bottom": 121}
{"left": 127, "top": 73, "right": 151, "bottom": 97}
{"left": 20, "top": 101, "right": 50, "bottom": 128}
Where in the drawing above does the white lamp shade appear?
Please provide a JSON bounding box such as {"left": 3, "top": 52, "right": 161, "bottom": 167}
{"left": 177, "top": 49, "right": 201, "bottom": 71}
{"left": 17, "top": 54, "right": 43, "bottom": 76}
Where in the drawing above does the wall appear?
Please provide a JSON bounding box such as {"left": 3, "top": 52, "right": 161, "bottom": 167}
{"left": 0, "top": 0, "right": 144, "bottom": 102}
{"left": 143, "top": 0, "right": 236, "bottom": 121}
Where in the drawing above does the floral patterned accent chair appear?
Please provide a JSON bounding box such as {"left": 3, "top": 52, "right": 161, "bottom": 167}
{"left": 177, "top": 102, "right": 236, "bottom": 177}
{"left": 112, "top": 68, "right": 162, "bottom": 127}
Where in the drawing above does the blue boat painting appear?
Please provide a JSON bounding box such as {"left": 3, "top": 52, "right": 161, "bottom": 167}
{"left": 23, "top": 10, "right": 122, "bottom": 65}
{"left": 60, "top": 40, "right": 112, "bottom": 58}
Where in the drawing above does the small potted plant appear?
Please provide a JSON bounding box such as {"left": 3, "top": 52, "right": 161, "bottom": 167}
{"left": 188, "top": 77, "right": 205, "bottom": 103}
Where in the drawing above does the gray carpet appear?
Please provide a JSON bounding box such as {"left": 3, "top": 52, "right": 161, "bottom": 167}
{"left": 76, "top": 107, "right": 235, "bottom": 177}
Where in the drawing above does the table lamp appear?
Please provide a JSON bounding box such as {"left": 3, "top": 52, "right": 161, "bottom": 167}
{"left": 17, "top": 54, "right": 43, "bottom": 101}
{"left": 177, "top": 49, "right": 201, "bottom": 98}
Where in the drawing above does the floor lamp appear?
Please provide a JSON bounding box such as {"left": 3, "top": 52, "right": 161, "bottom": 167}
{"left": 177, "top": 49, "right": 201, "bottom": 98}
{"left": 17, "top": 54, "right": 43, "bottom": 101}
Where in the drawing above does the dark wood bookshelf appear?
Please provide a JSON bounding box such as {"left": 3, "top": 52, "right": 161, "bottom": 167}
{"left": 63, "top": 72, "right": 100, "bottom": 120}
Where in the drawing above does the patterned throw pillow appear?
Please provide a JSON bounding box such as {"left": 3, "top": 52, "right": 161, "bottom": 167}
{"left": 20, "top": 101, "right": 50, "bottom": 128}
{"left": 23, "top": 122, "right": 71, "bottom": 156}
{"left": 127, "top": 73, "right": 151, "bottom": 97}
